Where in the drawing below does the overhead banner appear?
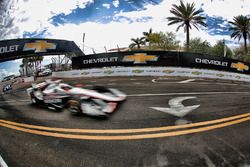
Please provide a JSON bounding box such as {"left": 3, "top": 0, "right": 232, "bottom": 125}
{"left": 0, "top": 38, "right": 84, "bottom": 62}
{"left": 72, "top": 51, "right": 250, "bottom": 75}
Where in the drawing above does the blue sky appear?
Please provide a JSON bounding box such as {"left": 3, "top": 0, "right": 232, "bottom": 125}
{"left": 0, "top": 0, "right": 250, "bottom": 78}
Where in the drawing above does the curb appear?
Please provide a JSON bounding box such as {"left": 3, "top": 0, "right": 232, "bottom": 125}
{"left": 0, "top": 154, "right": 8, "bottom": 167}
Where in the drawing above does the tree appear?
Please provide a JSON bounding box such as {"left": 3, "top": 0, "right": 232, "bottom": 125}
{"left": 143, "top": 28, "right": 153, "bottom": 48}
{"left": 148, "top": 33, "right": 163, "bottom": 48}
{"left": 129, "top": 37, "right": 145, "bottom": 49}
{"left": 188, "top": 37, "right": 212, "bottom": 54}
{"left": 157, "top": 32, "right": 180, "bottom": 50}
{"left": 22, "top": 58, "right": 29, "bottom": 76}
{"left": 229, "top": 15, "right": 250, "bottom": 54}
{"left": 211, "top": 40, "right": 232, "bottom": 58}
{"left": 232, "top": 44, "right": 250, "bottom": 61}
{"left": 167, "top": 1, "right": 207, "bottom": 50}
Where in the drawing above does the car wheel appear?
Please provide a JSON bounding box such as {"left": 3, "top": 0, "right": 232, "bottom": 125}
{"left": 30, "top": 94, "right": 37, "bottom": 104}
{"left": 67, "top": 99, "right": 82, "bottom": 115}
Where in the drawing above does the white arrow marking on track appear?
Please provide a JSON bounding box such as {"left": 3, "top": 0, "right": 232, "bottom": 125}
{"left": 150, "top": 96, "right": 200, "bottom": 118}
{"left": 152, "top": 79, "right": 157, "bottom": 83}
{"left": 0, "top": 154, "right": 8, "bottom": 167}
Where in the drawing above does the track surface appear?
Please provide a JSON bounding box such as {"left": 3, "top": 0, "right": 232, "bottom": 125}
{"left": 0, "top": 76, "right": 250, "bottom": 167}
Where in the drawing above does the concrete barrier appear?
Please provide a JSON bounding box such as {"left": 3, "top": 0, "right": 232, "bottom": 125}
{"left": 22, "top": 76, "right": 34, "bottom": 83}
{"left": 52, "top": 67, "right": 250, "bottom": 82}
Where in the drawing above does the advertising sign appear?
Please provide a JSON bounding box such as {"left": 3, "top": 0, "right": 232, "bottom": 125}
{"left": 180, "top": 52, "right": 250, "bottom": 74}
{"left": 72, "top": 50, "right": 250, "bottom": 75}
{"left": 72, "top": 51, "right": 179, "bottom": 69}
{"left": 2, "top": 84, "right": 12, "bottom": 93}
{"left": 0, "top": 38, "right": 84, "bottom": 62}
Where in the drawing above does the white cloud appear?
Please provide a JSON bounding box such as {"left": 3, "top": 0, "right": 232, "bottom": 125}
{"left": 9, "top": 0, "right": 94, "bottom": 38}
{"left": 0, "top": 69, "right": 15, "bottom": 79}
{"left": 113, "top": 0, "right": 119, "bottom": 8}
{"left": 13, "top": 59, "right": 22, "bottom": 64}
{"left": 4, "top": 0, "right": 250, "bottom": 53}
{"left": 202, "top": 0, "right": 250, "bottom": 20}
{"left": 102, "top": 3, "right": 111, "bottom": 9}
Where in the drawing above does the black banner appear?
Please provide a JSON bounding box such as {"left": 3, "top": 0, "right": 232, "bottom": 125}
{"left": 180, "top": 52, "right": 250, "bottom": 74}
{"left": 72, "top": 51, "right": 179, "bottom": 69}
{"left": 72, "top": 51, "right": 250, "bottom": 75}
{"left": 0, "top": 38, "right": 84, "bottom": 62}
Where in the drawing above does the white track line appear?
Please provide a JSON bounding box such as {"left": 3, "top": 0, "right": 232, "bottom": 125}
{"left": 178, "top": 79, "right": 196, "bottom": 83}
{"left": 0, "top": 154, "right": 8, "bottom": 167}
{"left": 127, "top": 92, "right": 250, "bottom": 97}
{"left": 1, "top": 92, "right": 250, "bottom": 106}
{"left": 107, "top": 83, "right": 117, "bottom": 86}
{"left": 1, "top": 92, "right": 250, "bottom": 103}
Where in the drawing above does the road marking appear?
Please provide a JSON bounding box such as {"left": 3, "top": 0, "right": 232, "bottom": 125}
{"left": 133, "top": 82, "right": 141, "bottom": 85}
{"left": 215, "top": 83, "right": 238, "bottom": 86}
{"left": 0, "top": 92, "right": 249, "bottom": 105}
{"left": 0, "top": 100, "right": 17, "bottom": 103}
{"left": 0, "top": 116, "right": 249, "bottom": 140}
{"left": 152, "top": 79, "right": 157, "bottom": 83}
{"left": 107, "top": 83, "right": 117, "bottom": 86}
{"left": 151, "top": 96, "right": 200, "bottom": 117}
{"left": 127, "top": 91, "right": 250, "bottom": 97}
{"left": 19, "top": 99, "right": 30, "bottom": 102}
{"left": 178, "top": 79, "right": 196, "bottom": 83}
{"left": 0, "top": 113, "right": 249, "bottom": 134}
{"left": 0, "top": 154, "right": 8, "bottom": 167}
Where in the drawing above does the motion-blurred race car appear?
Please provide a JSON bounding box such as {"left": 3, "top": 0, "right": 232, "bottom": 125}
{"left": 26, "top": 80, "right": 126, "bottom": 116}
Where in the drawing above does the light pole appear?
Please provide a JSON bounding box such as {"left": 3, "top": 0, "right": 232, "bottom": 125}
{"left": 223, "top": 39, "right": 227, "bottom": 57}
{"left": 82, "top": 33, "right": 85, "bottom": 54}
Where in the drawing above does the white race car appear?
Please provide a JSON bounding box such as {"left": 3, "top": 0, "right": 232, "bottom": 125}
{"left": 27, "top": 79, "right": 126, "bottom": 117}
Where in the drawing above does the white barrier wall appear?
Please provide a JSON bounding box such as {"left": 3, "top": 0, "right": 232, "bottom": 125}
{"left": 52, "top": 67, "right": 250, "bottom": 82}
{"left": 22, "top": 76, "right": 34, "bottom": 83}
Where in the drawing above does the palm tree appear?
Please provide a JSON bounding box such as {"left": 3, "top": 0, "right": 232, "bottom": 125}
{"left": 22, "top": 58, "right": 29, "bottom": 76}
{"left": 229, "top": 15, "right": 250, "bottom": 54}
{"left": 129, "top": 37, "right": 145, "bottom": 49}
{"left": 167, "top": 1, "right": 207, "bottom": 50}
{"left": 143, "top": 28, "right": 153, "bottom": 48}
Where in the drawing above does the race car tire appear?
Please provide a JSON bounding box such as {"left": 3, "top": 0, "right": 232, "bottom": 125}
{"left": 30, "top": 92, "right": 44, "bottom": 105}
{"left": 30, "top": 93, "right": 38, "bottom": 104}
{"left": 66, "top": 98, "right": 82, "bottom": 115}
{"left": 31, "top": 96, "right": 36, "bottom": 104}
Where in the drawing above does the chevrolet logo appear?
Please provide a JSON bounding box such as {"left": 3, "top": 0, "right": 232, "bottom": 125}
{"left": 122, "top": 53, "right": 158, "bottom": 64}
{"left": 23, "top": 40, "right": 57, "bottom": 53}
{"left": 230, "top": 62, "right": 249, "bottom": 71}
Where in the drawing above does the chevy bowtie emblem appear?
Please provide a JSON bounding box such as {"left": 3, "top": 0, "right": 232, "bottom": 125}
{"left": 231, "top": 62, "right": 249, "bottom": 71}
{"left": 122, "top": 53, "right": 158, "bottom": 64}
{"left": 23, "top": 40, "right": 57, "bottom": 53}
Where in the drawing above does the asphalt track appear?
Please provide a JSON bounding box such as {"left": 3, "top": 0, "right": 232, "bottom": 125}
{"left": 0, "top": 76, "right": 250, "bottom": 167}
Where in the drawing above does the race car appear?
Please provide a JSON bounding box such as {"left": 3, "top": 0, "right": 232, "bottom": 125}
{"left": 26, "top": 79, "right": 126, "bottom": 116}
